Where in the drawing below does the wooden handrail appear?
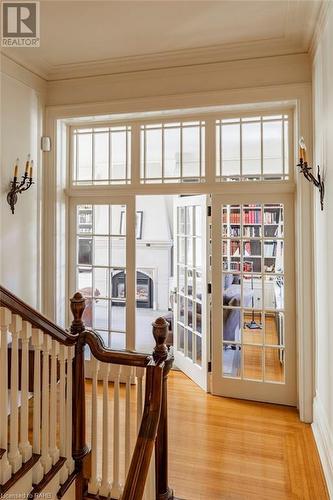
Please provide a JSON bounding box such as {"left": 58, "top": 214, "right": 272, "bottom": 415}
{"left": 79, "top": 330, "right": 150, "bottom": 367}
{"left": 0, "top": 285, "right": 77, "bottom": 345}
{"left": 121, "top": 363, "right": 163, "bottom": 500}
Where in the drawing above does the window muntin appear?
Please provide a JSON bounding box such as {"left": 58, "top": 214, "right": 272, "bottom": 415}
{"left": 216, "top": 115, "right": 289, "bottom": 181}
{"left": 140, "top": 121, "right": 205, "bottom": 184}
{"left": 222, "top": 203, "right": 285, "bottom": 384}
{"left": 76, "top": 204, "right": 127, "bottom": 350}
{"left": 72, "top": 126, "right": 131, "bottom": 185}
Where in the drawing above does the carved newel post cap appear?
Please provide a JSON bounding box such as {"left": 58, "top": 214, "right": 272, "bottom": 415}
{"left": 70, "top": 291, "right": 86, "bottom": 335}
{"left": 152, "top": 316, "right": 169, "bottom": 364}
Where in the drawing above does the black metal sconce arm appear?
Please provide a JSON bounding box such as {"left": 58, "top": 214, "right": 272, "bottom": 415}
{"left": 7, "top": 172, "right": 34, "bottom": 214}
{"left": 297, "top": 158, "right": 325, "bottom": 211}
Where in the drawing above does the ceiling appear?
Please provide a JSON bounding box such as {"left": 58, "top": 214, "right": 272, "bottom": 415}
{"left": 1, "top": 0, "right": 324, "bottom": 81}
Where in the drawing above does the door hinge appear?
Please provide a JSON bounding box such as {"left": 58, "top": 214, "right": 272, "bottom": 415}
{"left": 207, "top": 205, "right": 212, "bottom": 217}
{"left": 208, "top": 361, "right": 212, "bottom": 372}
{"left": 207, "top": 283, "right": 212, "bottom": 294}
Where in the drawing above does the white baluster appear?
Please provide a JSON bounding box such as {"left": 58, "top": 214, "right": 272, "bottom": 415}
{"left": 65, "top": 346, "right": 75, "bottom": 475}
{"left": 40, "top": 335, "right": 52, "bottom": 473}
{"left": 31, "top": 328, "right": 44, "bottom": 484}
{"left": 88, "top": 357, "right": 100, "bottom": 495}
{"left": 123, "top": 366, "right": 133, "bottom": 476}
{"left": 19, "top": 321, "right": 32, "bottom": 462}
{"left": 0, "top": 307, "right": 12, "bottom": 484}
{"left": 8, "top": 314, "right": 23, "bottom": 473}
{"left": 136, "top": 367, "right": 145, "bottom": 431}
{"left": 99, "top": 362, "right": 111, "bottom": 497}
{"left": 49, "top": 340, "right": 60, "bottom": 464}
{"left": 59, "top": 345, "right": 68, "bottom": 484}
{"left": 111, "top": 364, "right": 122, "bottom": 499}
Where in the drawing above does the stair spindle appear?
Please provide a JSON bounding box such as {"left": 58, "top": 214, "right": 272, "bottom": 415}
{"left": 19, "top": 321, "right": 32, "bottom": 462}
{"left": 0, "top": 307, "right": 12, "bottom": 484}
{"left": 87, "top": 356, "right": 100, "bottom": 495}
{"left": 8, "top": 314, "right": 23, "bottom": 473}
{"left": 31, "top": 328, "right": 44, "bottom": 484}
{"left": 49, "top": 340, "right": 60, "bottom": 464}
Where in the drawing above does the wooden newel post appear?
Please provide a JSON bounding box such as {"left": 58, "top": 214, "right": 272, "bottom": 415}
{"left": 70, "top": 292, "right": 89, "bottom": 497}
{"left": 152, "top": 317, "right": 174, "bottom": 500}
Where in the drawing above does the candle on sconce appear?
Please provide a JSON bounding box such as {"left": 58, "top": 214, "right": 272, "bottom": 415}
{"left": 29, "top": 161, "right": 33, "bottom": 178}
{"left": 13, "top": 158, "right": 19, "bottom": 179}
{"left": 299, "top": 137, "right": 307, "bottom": 163}
{"left": 25, "top": 154, "right": 31, "bottom": 174}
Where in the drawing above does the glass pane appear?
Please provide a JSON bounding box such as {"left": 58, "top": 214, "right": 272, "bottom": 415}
{"left": 111, "top": 205, "right": 125, "bottom": 236}
{"left": 221, "top": 123, "right": 240, "bottom": 177}
{"left": 243, "top": 345, "right": 263, "bottom": 381}
{"left": 223, "top": 306, "right": 241, "bottom": 343}
{"left": 146, "top": 128, "right": 162, "bottom": 179}
{"left": 178, "top": 266, "right": 185, "bottom": 293}
{"left": 185, "top": 206, "right": 193, "bottom": 235}
{"left": 196, "top": 272, "right": 202, "bottom": 301}
{"left": 178, "top": 325, "right": 184, "bottom": 353}
{"left": 94, "top": 267, "right": 109, "bottom": 298}
{"left": 93, "top": 299, "right": 108, "bottom": 330}
{"left": 264, "top": 240, "right": 284, "bottom": 273}
{"left": 111, "top": 130, "right": 127, "bottom": 180}
{"left": 263, "top": 121, "right": 282, "bottom": 174}
{"left": 78, "top": 238, "right": 92, "bottom": 265}
{"left": 243, "top": 311, "right": 263, "bottom": 344}
{"left": 77, "top": 133, "right": 92, "bottom": 180}
{"left": 186, "top": 329, "right": 193, "bottom": 360}
{"left": 243, "top": 274, "right": 262, "bottom": 309}
{"left": 178, "top": 237, "right": 185, "bottom": 264}
{"left": 111, "top": 304, "right": 126, "bottom": 332}
{"left": 265, "top": 312, "right": 284, "bottom": 346}
{"left": 178, "top": 295, "right": 185, "bottom": 324}
{"left": 93, "top": 237, "right": 108, "bottom": 266}
{"left": 77, "top": 206, "right": 92, "bottom": 234}
{"left": 264, "top": 275, "right": 284, "bottom": 309}
{"left": 195, "top": 206, "right": 202, "bottom": 236}
{"left": 223, "top": 344, "right": 241, "bottom": 378}
{"left": 111, "top": 269, "right": 126, "bottom": 301}
{"left": 110, "top": 332, "right": 126, "bottom": 350}
{"left": 110, "top": 237, "right": 126, "bottom": 267}
{"left": 77, "top": 267, "right": 92, "bottom": 293}
{"left": 187, "top": 299, "right": 193, "bottom": 328}
{"left": 187, "top": 269, "right": 193, "bottom": 297}
{"left": 265, "top": 347, "right": 285, "bottom": 383}
{"left": 94, "top": 132, "right": 108, "bottom": 181}
{"left": 195, "top": 334, "right": 202, "bottom": 366}
{"left": 182, "top": 126, "right": 200, "bottom": 177}
{"left": 164, "top": 127, "right": 180, "bottom": 178}
{"left": 186, "top": 238, "right": 193, "bottom": 266}
{"left": 178, "top": 207, "right": 185, "bottom": 234}
{"left": 242, "top": 122, "right": 261, "bottom": 175}
{"left": 264, "top": 205, "right": 283, "bottom": 236}
{"left": 94, "top": 205, "right": 109, "bottom": 235}
{"left": 196, "top": 302, "right": 202, "bottom": 334}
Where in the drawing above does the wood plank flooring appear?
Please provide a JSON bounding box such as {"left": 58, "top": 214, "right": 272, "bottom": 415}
{"left": 167, "top": 372, "right": 328, "bottom": 500}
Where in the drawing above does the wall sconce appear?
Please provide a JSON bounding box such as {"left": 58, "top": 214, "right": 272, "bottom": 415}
{"left": 7, "top": 156, "right": 34, "bottom": 214}
{"left": 297, "top": 138, "right": 325, "bottom": 211}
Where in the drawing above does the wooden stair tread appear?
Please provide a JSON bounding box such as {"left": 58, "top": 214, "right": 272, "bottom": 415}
{"left": 0, "top": 453, "right": 40, "bottom": 494}
{"left": 31, "top": 457, "right": 66, "bottom": 497}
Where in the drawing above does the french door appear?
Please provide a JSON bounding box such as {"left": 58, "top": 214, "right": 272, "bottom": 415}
{"left": 69, "top": 196, "right": 136, "bottom": 352}
{"left": 173, "top": 195, "right": 210, "bottom": 390}
{"left": 211, "top": 193, "right": 296, "bottom": 405}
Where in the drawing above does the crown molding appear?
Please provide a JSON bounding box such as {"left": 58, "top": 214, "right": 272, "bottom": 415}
{"left": 0, "top": 53, "right": 47, "bottom": 95}
{"left": 309, "top": 0, "right": 332, "bottom": 60}
{"left": 2, "top": 35, "right": 308, "bottom": 83}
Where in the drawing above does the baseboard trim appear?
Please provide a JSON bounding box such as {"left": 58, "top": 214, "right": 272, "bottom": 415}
{"left": 312, "top": 396, "right": 333, "bottom": 498}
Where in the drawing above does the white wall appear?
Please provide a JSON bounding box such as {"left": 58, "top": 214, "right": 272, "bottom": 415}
{"left": 0, "top": 66, "right": 44, "bottom": 308}
{"left": 312, "top": 4, "right": 333, "bottom": 497}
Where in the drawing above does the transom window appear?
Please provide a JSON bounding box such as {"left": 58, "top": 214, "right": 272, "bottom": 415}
{"left": 216, "top": 114, "right": 289, "bottom": 181}
{"left": 140, "top": 121, "right": 205, "bottom": 183}
{"left": 69, "top": 111, "right": 292, "bottom": 186}
{"left": 72, "top": 126, "right": 131, "bottom": 185}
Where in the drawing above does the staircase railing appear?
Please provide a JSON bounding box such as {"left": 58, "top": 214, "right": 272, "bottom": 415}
{"left": 0, "top": 285, "right": 174, "bottom": 499}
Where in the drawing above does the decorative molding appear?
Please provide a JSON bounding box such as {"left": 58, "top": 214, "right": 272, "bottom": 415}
{"left": 312, "top": 395, "right": 333, "bottom": 497}
{"left": 0, "top": 53, "right": 47, "bottom": 95}
{"left": 309, "top": 0, "right": 332, "bottom": 61}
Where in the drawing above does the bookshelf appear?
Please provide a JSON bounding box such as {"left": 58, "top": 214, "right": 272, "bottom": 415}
{"left": 222, "top": 204, "right": 283, "bottom": 273}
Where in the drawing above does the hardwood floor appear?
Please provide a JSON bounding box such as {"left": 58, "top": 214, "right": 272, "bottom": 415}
{"left": 167, "top": 372, "right": 328, "bottom": 499}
